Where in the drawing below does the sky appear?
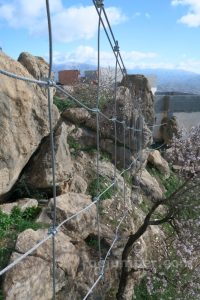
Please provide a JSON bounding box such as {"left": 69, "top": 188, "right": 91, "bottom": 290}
{"left": 0, "top": 0, "right": 200, "bottom": 73}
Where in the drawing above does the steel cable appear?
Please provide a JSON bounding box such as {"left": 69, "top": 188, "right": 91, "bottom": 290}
{"left": 45, "top": 0, "right": 57, "bottom": 298}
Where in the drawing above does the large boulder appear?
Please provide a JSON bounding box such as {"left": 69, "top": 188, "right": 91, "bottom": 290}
{"left": 154, "top": 115, "right": 179, "bottom": 144}
{"left": 3, "top": 254, "right": 65, "bottom": 300}
{"left": 148, "top": 150, "right": 170, "bottom": 178}
{"left": 48, "top": 192, "right": 96, "bottom": 239}
{"left": 0, "top": 52, "right": 59, "bottom": 200}
{"left": 18, "top": 52, "right": 50, "bottom": 81}
{"left": 62, "top": 107, "right": 90, "bottom": 125}
{"left": 136, "top": 169, "right": 163, "bottom": 200}
{"left": 18, "top": 52, "right": 55, "bottom": 97}
{"left": 24, "top": 122, "right": 73, "bottom": 191}
{"left": 121, "top": 74, "right": 155, "bottom": 125}
{"left": 3, "top": 228, "right": 79, "bottom": 300}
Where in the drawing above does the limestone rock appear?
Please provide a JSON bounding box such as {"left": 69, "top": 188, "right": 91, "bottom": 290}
{"left": 154, "top": 115, "right": 179, "bottom": 144}
{"left": 137, "top": 169, "right": 163, "bottom": 200}
{"left": 69, "top": 175, "right": 87, "bottom": 194}
{"left": 0, "top": 198, "right": 38, "bottom": 214}
{"left": 84, "top": 86, "right": 152, "bottom": 152}
{"left": 15, "top": 229, "right": 79, "bottom": 277}
{"left": 121, "top": 74, "right": 155, "bottom": 125}
{"left": 148, "top": 150, "right": 170, "bottom": 178}
{"left": 3, "top": 228, "right": 80, "bottom": 300}
{"left": 3, "top": 253, "right": 65, "bottom": 300}
{"left": 18, "top": 52, "right": 56, "bottom": 97}
{"left": 0, "top": 52, "right": 59, "bottom": 199}
{"left": 25, "top": 123, "right": 73, "bottom": 190}
{"left": 36, "top": 207, "right": 52, "bottom": 225}
{"left": 62, "top": 108, "right": 90, "bottom": 124}
{"left": 63, "top": 85, "right": 153, "bottom": 167}
{"left": 48, "top": 193, "right": 96, "bottom": 239}
{"left": 18, "top": 52, "right": 50, "bottom": 81}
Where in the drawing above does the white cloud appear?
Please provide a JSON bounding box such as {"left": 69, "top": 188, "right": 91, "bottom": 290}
{"left": 53, "top": 46, "right": 157, "bottom": 69}
{"left": 171, "top": 0, "right": 200, "bottom": 27}
{"left": 0, "top": 1, "right": 127, "bottom": 42}
{"left": 52, "top": 6, "right": 126, "bottom": 43}
{"left": 53, "top": 46, "right": 200, "bottom": 73}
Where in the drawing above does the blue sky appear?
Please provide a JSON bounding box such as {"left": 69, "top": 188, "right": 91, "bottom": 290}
{"left": 0, "top": 0, "right": 200, "bottom": 73}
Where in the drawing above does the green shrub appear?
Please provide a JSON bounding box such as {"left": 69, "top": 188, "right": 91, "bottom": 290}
{"left": 53, "top": 96, "right": 76, "bottom": 112}
{"left": 0, "top": 206, "right": 44, "bottom": 270}
{"left": 147, "top": 166, "right": 182, "bottom": 197}
{"left": 100, "top": 150, "right": 112, "bottom": 162}
{"left": 87, "top": 175, "right": 117, "bottom": 200}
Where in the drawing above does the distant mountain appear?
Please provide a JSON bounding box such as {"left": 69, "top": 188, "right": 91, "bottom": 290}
{"left": 129, "top": 68, "right": 200, "bottom": 94}
{"left": 53, "top": 63, "right": 200, "bottom": 94}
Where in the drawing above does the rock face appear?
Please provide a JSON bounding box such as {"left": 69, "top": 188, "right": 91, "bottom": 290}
{"left": 18, "top": 52, "right": 50, "bottom": 81}
{"left": 18, "top": 52, "right": 55, "bottom": 97}
{"left": 3, "top": 229, "right": 79, "bottom": 300}
{"left": 137, "top": 169, "right": 163, "bottom": 200}
{"left": 0, "top": 52, "right": 59, "bottom": 200}
{"left": 62, "top": 85, "right": 153, "bottom": 167}
{"left": 24, "top": 123, "right": 73, "bottom": 191}
{"left": 121, "top": 74, "right": 155, "bottom": 125}
{"left": 154, "top": 114, "right": 179, "bottom": 144}
{"left": 83, "top": 86, "right": 153, "bottom": 151}
{"left": 1, "top": 52, "right": 168, "bottom": 300}
{"left": 48, "top": 192, "right": 96, "bottom": 239}
{"left": 159, "top": 116, "right": 179, "bottom": 144}
{"left": 62, "top": 107, "right": 90, "bottom": 125}
{"left": 4, "top": 253, "right": 64, "bottom": 300}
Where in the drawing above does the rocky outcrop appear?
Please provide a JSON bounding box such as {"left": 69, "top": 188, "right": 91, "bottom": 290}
{"left": 121, "top": 74, "right": 155, "bottom": 125}
{"left": 48, "top": 192, "right": 96, "bottom": 239}
{"left": 3, "top": 229, "right": 79, "bottom": 300}
{"left": 1, "top": 52, "right": 169, "bottom": 300}
{"left": 83, "top": 86, "right": 153, "bottom": 151}
{"left": 148, "top": 150, "right": 170, "bottom": 178}
{"left": 18, "top": 52, "right": 50, "bottom": 81}
{"left": 62, "top": 86, "right": 153, "bottom": 167}
{"left": 136, "top": 169, "right": 163, "bottom": 200}
{"left": 24, "top": 123, "right": 73, "bottom": 192}
{"left": 154, "top": 115, "right": 179, "bottom": 144}
{"left": 62, "top": 107, "right": 90, "bottom": 125}
{"left": 0, "top": 52, "right": 59, "bottom": 200}
{"left": 18, "top": 52, "right": 56, "bottom": 97}
{"left": 3, "top": 179, "right": 165, "bottom": 300}
{"left": 69, "top": 175, "right": 87, "bottom": 194}
{"left": 4, "top": 253, "right": 65, "bottom": 300}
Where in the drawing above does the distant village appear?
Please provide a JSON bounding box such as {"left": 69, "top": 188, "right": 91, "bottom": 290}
{"left": 55, "top": 67, "right": 127, "bottom": 88}
{"left": 57, "top": 69, "right": 111, "bottom": 86}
